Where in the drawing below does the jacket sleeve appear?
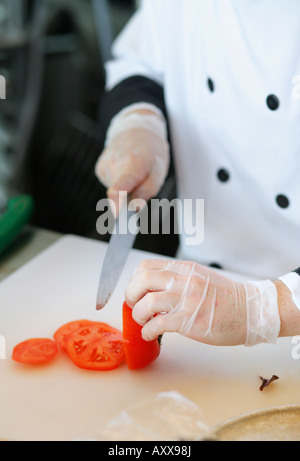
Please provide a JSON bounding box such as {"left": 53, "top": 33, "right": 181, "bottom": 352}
{"left": 100, "top": 0, "right": 168, "bottom": 135}
{"left": 105, "top": 0, "right": 165, "bottom": 91}
{"left": 279, "top": 269, "right": 300, "bottom": 311}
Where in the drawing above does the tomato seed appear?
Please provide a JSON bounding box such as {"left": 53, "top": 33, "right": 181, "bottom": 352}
{"left": 90, "top": 348, "right": 109, "bottom": 363}
{"left": 78, "top": 329, "right": 90, "bottom": 336}
{"left": 74, "top": 340, "right": 87, "bottom": 354}
{"left": 108, "top": 341, "right": 123, "bottom": 355}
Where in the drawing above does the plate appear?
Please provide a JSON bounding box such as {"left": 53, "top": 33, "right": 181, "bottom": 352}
{"left": 214, "top": 405, "right": 300, "bottom": 441}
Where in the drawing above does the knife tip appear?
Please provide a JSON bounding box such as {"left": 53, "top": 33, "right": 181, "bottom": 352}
{"left": 96, "top": 292, "right": 111, "bottom": 311}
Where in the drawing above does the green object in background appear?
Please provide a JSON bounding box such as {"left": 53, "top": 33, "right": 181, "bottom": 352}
{"left": 0, "top": 196, "right": 34, "bottom": 256}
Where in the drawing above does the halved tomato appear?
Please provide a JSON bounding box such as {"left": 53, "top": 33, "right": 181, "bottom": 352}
{"left": 122, "top": 301, "right": 161, "bottom": 370}
{"left": 12, "top": 338, "right": 58, "bottom": 364}
{"left": 65, "top": 323, "right": 125, "bottom": 371}
{"left": 53, "top": 319, "right": 93, "bottom": 350}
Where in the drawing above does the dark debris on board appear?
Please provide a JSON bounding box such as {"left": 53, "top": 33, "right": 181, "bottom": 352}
{"left": 259, "top": 375, "right": 279, "bottom": 392}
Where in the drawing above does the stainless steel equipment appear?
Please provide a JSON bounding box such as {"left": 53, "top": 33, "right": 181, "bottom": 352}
{"left": 0, "top": 0, "right": 115, "bottom": 221}
{"left": 0, "top": 0, "right": 179, "bottom": 258}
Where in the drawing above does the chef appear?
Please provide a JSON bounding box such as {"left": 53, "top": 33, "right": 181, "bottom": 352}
{"left": 95, "top": 0, "right": 300, "bottom": 347}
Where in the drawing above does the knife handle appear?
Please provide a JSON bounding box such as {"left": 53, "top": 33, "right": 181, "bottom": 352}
{"left": 0, "top": 195, "right": 34, "bottom": 255}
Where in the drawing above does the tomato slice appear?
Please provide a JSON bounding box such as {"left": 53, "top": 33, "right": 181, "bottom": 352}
{"left": 65, "top": 323, "right": 125, "bottom": 371}
{"left": 12, "top": 338, "right": 58, "bottom": 364}
{"left": 122, "top": 302, "right": 161, "bottom": 370}
{"left": 53, "top": 320, "right": 94, "bottom": 350}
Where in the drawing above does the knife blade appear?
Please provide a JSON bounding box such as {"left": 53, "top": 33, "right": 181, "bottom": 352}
{"left": 96, "top": 196, "right": 139, "bottom": 310}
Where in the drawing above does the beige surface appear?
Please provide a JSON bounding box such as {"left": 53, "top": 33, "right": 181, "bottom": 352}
{"left": 0, "top": 226, "right": 61, "bottom": 282}
{"left": 0, "top": 235, "right": 299, "bottom": 441}
{"left": 214, "top": 405, "right": 300, "bottom": 441}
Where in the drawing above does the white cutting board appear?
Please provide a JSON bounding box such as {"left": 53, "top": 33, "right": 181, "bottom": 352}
{"left": 0, "top": 235, "right": 299, "bottom": 441}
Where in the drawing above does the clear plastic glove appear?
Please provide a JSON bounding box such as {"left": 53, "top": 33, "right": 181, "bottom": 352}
{"left": 125, "top": 260, "right": 281, "bottom": 347}
{"left": 95, "top": 106, "right": 170, "bottom": 213}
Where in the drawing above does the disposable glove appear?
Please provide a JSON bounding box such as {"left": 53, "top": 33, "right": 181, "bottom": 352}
{"left": 125, "top": 260, "right": 281, "bottom": 347}
{"left": 95, "top": 104, "right": 170, "bottom": 213}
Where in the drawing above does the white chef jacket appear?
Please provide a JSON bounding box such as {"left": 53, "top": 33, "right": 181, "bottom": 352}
{"left": 104, "top": 0, "right": 300, "bottom": 280}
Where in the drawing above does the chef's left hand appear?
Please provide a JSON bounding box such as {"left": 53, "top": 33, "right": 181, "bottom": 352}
{"left": 125, "top": 260, "right": 281, "bottom": 347}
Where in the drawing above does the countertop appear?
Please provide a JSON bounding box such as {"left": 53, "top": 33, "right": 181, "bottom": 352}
{"left": 1, "top": 232, "right": 300, "bottom": 441}
{"left": 0, "top": 226, "right": 61, "bottom": 283}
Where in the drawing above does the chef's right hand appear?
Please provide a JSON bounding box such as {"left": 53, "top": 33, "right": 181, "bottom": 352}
{"left": 95, "top": 109, "right": 170, "bottom": 214}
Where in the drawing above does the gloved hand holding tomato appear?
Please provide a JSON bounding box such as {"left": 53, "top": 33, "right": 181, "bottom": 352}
{"left": 125, "top": 259, "right": 285, "bottom": 347}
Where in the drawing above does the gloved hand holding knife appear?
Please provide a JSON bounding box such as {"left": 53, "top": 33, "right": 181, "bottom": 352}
{"left": 95, "top": 105, "right": 170, "bottom": 216}
{"left": 95, "top": 105, "right": 170, "bottom": 310}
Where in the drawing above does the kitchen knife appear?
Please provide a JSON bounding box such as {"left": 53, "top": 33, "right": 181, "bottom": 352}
{"left": 0, "top": 195, "right": 34, "bottom": 256}
{"left": 96, "top": 196, "right": 139, "bottom": 310}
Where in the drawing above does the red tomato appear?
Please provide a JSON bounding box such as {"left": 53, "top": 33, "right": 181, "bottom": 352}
{"left": 122, "top": 301, "right": 161, "bottom": 370}
{"left": 65, "top": 323, "right": 125, "bottom": 371}
{"left": 12, "top": 338, "right": 58, "bottom": 364}
{"left": 53, "top": 319, "right": 93, "bottom": 350}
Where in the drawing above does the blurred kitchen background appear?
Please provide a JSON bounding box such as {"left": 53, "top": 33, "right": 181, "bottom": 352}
{"left": 0, "top": 0, "right": 178, "bottom": 258}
